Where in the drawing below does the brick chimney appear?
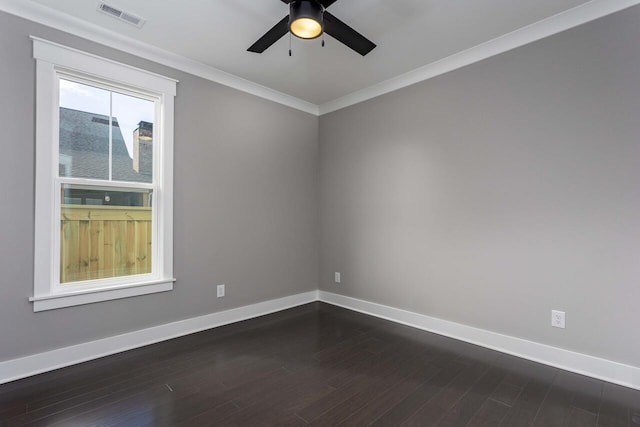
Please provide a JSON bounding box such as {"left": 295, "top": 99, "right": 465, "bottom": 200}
{"left": 133, "top": 121, "right": 153, "bottom": 176}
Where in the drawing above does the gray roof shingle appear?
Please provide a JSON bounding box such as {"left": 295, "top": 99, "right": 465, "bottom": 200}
{"left": 59, "top": 107, "right": 152, "bottom": 183}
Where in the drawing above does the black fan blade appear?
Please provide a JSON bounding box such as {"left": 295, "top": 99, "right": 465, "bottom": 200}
{"left": 323, "top": 11, "right": 376, "bottom": 56}
{"left": 247, "top": 15, "right": 289, "bottom": 53}
{"left": 280, "top": 0, "right": 293, "bottom": 3}
{"left": 319, "top": 0, "right": 338, "bottom": 8}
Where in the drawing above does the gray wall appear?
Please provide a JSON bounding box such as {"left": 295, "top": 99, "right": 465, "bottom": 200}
{"left": 319, "top": 7, "right": 640, "bottom": 366}
{"left": 2, "top": 5, "right": 639, "bottom": 369}
{"left": 0, "top": 11, "right": 319, "bottom": 362}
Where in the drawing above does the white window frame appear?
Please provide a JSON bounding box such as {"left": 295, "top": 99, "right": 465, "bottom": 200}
{"left": 31, "top": 37, "right": 177, "bottom": 312}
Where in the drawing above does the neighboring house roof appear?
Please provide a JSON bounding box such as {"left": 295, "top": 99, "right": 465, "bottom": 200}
{"left": 59, "top": 107, "right": 151, "bottom": 183}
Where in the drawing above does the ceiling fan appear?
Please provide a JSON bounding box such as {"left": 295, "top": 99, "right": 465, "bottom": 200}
{"left": 247, "top": 0, "right": 376, "bottom": 56}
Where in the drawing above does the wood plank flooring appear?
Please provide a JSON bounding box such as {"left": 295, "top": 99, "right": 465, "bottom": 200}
{"left": 0, "top": 302, "right": 638, "bottom": 426}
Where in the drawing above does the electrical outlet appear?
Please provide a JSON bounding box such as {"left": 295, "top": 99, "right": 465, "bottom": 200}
{"left": 551, "top": 310, "right": 565, "bottom": 328}
{"left": 334, "top": 272, "right": 341, "bottom": 284}
{"left": 217, "top": 284, "right": 225, "bottom": 298}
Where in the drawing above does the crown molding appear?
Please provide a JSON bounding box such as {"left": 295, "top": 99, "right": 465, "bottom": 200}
{"left": 0, "top": 0, "right": 319, "bottom": 115}
{"left": 0, "top": 0, "right": 638, "bottom": 117}
{"left": 319, "top": 0, "right": 640, "bottom": 115}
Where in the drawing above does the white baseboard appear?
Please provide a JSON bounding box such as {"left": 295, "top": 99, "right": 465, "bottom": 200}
{"left": 2, "top": 289, "right": 638, "bottom": 391}
{"left": 318, "top": 291, "right": 640, "bottom": 391}
{"left": 0, "top": 290, "right": 318, "bottom": 385}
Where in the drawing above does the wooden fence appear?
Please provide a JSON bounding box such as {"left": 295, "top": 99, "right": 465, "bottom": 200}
{"left": 60, "top": 205, "right": 152, "bottom": 283}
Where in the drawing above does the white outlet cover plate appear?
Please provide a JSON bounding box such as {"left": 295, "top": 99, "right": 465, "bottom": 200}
{"left": 551, "top": 310, "right": 566, "bottom": 328}
{"left": 217, "top": 284, "right": 225, "bottom": 298}
{"left": 334, "top": 272, "right": 341, "bottom": 284}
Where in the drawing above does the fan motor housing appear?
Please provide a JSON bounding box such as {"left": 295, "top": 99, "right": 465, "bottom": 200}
{"left": 289, "top": 0, "right": 324, "bottom": 39}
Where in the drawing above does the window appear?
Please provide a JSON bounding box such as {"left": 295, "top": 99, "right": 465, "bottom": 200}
{"left": 31, "top": 38, "right": 177, "bottom": 311}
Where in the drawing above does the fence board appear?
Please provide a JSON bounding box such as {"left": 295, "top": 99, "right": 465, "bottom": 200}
{"left": 104, "top": 220, "right": 113, "bottom": 278}
{"left": 60, "top": 205, "right": 152, "bottom": 284}
{"left": 61, "top": 205, "right": 151, "bottom": 221}
{"left": 79, "top": 220, "right": 90, "bottom": 280}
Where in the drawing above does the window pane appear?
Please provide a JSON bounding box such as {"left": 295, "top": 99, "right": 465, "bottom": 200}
{"left": 58, "top": 80, "right": 155, "bottom": 183}
{"left": 59, "top": 79, "right": 111, "bottom": 179}
{"left": 112, "top": 92, "right": 154, "bottom": 183}
{"left": 60, "top": 184, "right": 153, "bottom": 284}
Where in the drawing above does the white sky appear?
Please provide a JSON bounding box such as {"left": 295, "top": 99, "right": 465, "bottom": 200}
{"left": 59, "top": 79, "right": 154, "bottom": 158}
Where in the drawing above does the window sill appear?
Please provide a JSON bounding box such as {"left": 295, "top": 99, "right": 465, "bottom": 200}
{"left": 29, "top": 279, "right": 175, "bottom": 312}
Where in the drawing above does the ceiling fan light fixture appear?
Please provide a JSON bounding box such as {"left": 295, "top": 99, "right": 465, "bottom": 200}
{"left": 247, "top": 0, "right": 376, "bottom": 56}
{"left": 289, "top": 1, "right": 323, "bottom": 39}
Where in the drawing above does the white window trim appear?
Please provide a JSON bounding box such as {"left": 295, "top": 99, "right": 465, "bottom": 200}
{"left": 31, "top": 37, "right": 178, "bottom": 312}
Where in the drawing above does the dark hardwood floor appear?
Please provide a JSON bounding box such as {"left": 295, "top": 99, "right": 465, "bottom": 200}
{"left": 0, "top": 302, "right": 638, "bottom": 426}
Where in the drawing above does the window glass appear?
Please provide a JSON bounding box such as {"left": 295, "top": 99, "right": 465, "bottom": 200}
{"left": 58, "top": 79, "right": 110, "bottom": 180}
{"left": 112, "top": 92, "right": 154, "bottom": 183}
{"left": 58, "top": 79, "right": 155, "bottom": 183}
{"left": 60, "top": 184, "right": 153, "bottom": 284}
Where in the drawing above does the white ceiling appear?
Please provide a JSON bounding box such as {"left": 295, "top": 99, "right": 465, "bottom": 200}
{"left": 7, "top": 0, "right": 636, "bottom": 111}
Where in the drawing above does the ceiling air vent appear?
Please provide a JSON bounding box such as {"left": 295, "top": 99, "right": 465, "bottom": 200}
{"left": 97, "top": 2, "right": 146, "bottom": 28}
